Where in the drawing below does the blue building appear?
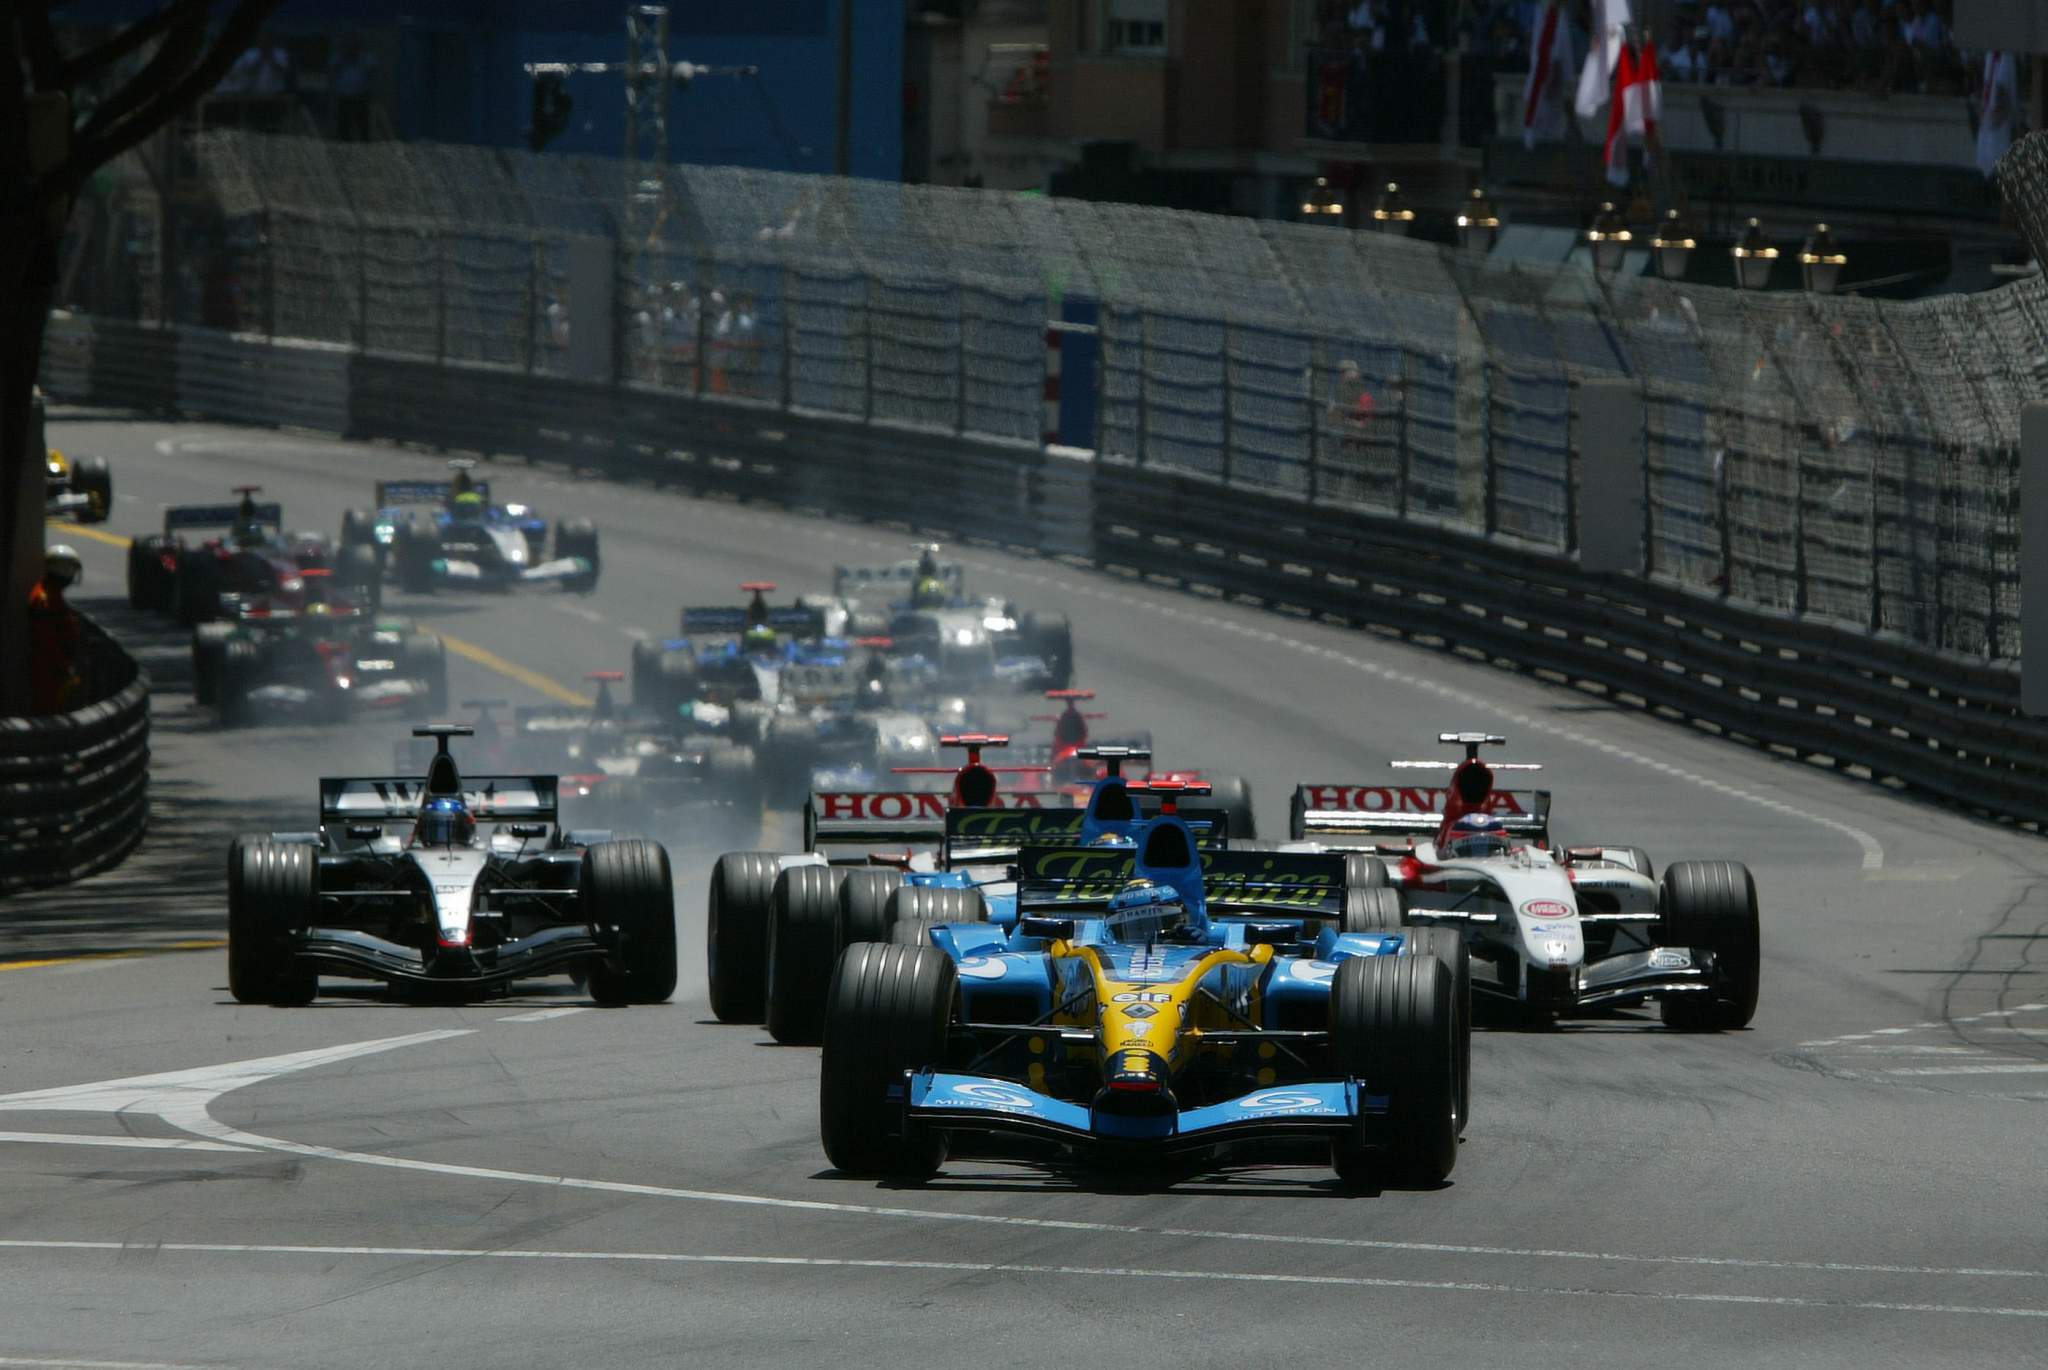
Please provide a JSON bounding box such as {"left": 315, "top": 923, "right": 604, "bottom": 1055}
{"left": 57, "top": 0, "right": 904, "bottom": 180}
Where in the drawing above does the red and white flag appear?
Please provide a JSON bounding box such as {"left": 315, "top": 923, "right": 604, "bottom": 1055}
{"left": 1523, "top": 0, "right": 1572, "bottom": 148}
{"left": 1628, "top": 38, "right": 1663, "bottom": 145}
{"left": 1603, "top": 40, "right": 1639, "bottom": 186}
{"left": 1578, "top": 0, "right": 1632, "bottom": 120}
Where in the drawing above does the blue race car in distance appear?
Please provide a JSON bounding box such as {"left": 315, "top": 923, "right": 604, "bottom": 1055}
{"left": 340, "top": 466, "right": 598, "bottom": 595}
{"left": 816, "top": 781, "right": 1469, "bottom": 1189}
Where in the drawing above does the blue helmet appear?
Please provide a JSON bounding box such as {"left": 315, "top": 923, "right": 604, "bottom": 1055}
{"left": 1105, "top": 878, "right": 1189, "bottom": 945}
{"left": 1443, "top": 811, "right": 1510, "bottom": 860}
{"left": 417, "top": 795, "right": 475, "bottom": 846}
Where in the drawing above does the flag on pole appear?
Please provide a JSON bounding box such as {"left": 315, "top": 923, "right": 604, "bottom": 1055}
{"left": 1523, "top": 0, "right": 1571, "bottom": 148}
{"left": 1630, "top": 38, "right": 1663, "bottom": 142}
{"left": 1603, "top": 40, "right": 1639, "bottom": 187}
{"left": 1577, "top": 0, "right": 1633, "bottom": 120}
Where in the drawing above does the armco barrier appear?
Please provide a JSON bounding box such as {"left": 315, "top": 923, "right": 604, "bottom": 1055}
{"left": 41, "top": 317, "right": 2047, "bottom": 830}
{"left": 0, "top": 617, "right": 150, "bottom": 894}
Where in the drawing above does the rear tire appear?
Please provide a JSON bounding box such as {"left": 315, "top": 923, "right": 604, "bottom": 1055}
{"left": 218, "top": 639, "right": 261, "bottom": 727}
{"left": 174, "top": 554, "right": 218, "bottom": 625}
{"left": 72, "top": 457, "right": 111, "bottom": 522}
{"left": 127, "top": 537, "right": 170, "bottom": 611}
{"left": 838, "top": 869, "right": 901, "bottom": 948}
{"left": 340, "top": 542, "right": 382, "bottom": 612}
{"left": 395, "top": 518, "right": 436, "bottom": 594}
{"left": 883, "top": 886, "right": 987, "bottom": 947}
{"left": 1340, "top": 886, "right": 1403, "bottom": 934}
{"left": 819, "top": 942, "right": 955, "bottom": 1178}
{"left": 227, "top": 840, "right": 318, "bottom": 1006}
{"left": 191, "top": 623, "right": 233, "bottom": 706}
{"left": 583, "top": 840, "right": 677, "bottom": 1005}
{"left": 1344, "top": 854, "right": 1390, "bottom": 889}
{"left": 1657, "top": 860, "right": 1760, "bottom": 1031}
{"left": 706, "top": 851, "right": 780, "bottom": 1023}
{"left": 1206, "top": 774, "right": 1257, "bottom": 842}
{"left": 555, "top": 518, "right": 600, "bottom": 593}
{"left": 765, "top": 865, "right": 848, "bottom": 1043}
{"left": 1329, "top": 955, "right": 1458, "bottom": 1187}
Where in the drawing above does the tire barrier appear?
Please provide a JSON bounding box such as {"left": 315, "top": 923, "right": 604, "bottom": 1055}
{"left": 40, "top": 316, "right": 2048, "bottom": 830}
{"left": 0, "top": 616, "right": 150, "bottom": 894}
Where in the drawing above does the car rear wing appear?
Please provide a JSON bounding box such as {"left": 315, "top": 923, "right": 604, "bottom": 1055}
{"left": 1016, "top": 847, "right": 1345, "bottom": 916}
{"left": 832, "top": 561, "right": 964, "bottom": 599}
{"left": 679, "top": 604, "right": 825, "bottom": 638}
{"left": 803, "top": 789, "right": 1065, "bottom": 852}
{"left": 941, "top": 807, "right": 1230, "bottom": 864}
{"left": 320, "top": 775, "right": 559, "bottom": 824}
{"left": 375, "top": 479, "right": 490, "bottom": 508}
{"left": 1291, "top": 783, "right": 1551, "bottom": 841}
{"left": 165, "top": 502, "right": 282, "bottom": 534}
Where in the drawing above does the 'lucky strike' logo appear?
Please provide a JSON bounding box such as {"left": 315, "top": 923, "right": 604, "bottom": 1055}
{"left": 1298, "top": 786, "right": 1527, "bottom": 816}
{"left": 1520, "top": 899, "right": 1573, "bottom": 919}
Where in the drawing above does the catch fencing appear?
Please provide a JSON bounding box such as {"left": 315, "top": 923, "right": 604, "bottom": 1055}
{"left": 62, "top": 132, "right": 2037, "bottom": 661}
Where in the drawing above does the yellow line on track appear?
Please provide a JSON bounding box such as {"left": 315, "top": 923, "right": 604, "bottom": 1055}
{"left": 44, "top": 521, "right": 591, "bottom": 707}
{"left": 0, "top": 939, "right": 227, "bottom": 973}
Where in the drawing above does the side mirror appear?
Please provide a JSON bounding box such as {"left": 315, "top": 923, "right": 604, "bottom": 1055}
{"left": 345, "top": 823, "right": 383, "bottom": 841}
{"left": 1019, "top": 915, "right": 1076, "bottom": 940}
{"left": 508, "top": 823, "right": 550, "bottom": 840}
{"left": 1242, "top": 922, "right": 1301, "bottom": 946}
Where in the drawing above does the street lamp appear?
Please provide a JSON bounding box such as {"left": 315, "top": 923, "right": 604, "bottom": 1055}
{"left": 1457, "top": 187, "right": 1500, "bottom": 253}
{"left": 1372, "top": 182, "right": 1415, "bottom": 236}
{"left": 1650, "top": 208, "right": 1696, "bottom": 281}
{"left": 1587, "top": 201, "right": 1632, "bottom": 274}
{"left": 1732, "top": 217, "right": 1779, "bottom": 290}
{"left": 1799, "top": 223, "right": 1847, "bottom": 294}
{"left": 1299, "top": 176, "right": 1344, "bottom": 221}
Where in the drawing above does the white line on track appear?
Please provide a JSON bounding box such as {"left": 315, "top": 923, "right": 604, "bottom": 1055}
{"left": 0, "top": 1239, "right": 2042, "bottom": 1321}
{"left": 1882, "top": 1064, "right": 2048, "bottom": 1076}
{"left": 0, "top": 1357, "right": 213, "bottom": 1370}
{"left": 495, "top": 1007, "right": 589, "bottom": 1023}
{"left": 0, "top": 1132, "right": 250, "bottom": 1154}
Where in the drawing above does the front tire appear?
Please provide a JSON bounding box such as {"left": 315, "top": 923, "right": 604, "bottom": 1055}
{"left": 1329, "top": 954, "right": 1459, "bottom": 1187}
{"left": 706, "top": 851, "right": 780, "bottom": 1023}
{"left": 837, "top": 869, "right": 901, "bottom": 948}
{"left": 765, "top": 864, "right": 848, "bottom": 1043}
{"left": 819, "top": 942, "right": 955, "bottom": 1178}
{"left": 1340, "top": 886, "right": 1403, "bottom": 934}
{"left": 227, "top": 839, "right": 318, "bottom": 1005}
{"left": 582, "top": 840, "right": 677, "bottom": 1005}
{"left": 1657, "top": 860, "right": 1760, "bottom": 1031}
{"left": 884, "top": 885, "right": 987, "bottom": 947}
{"left": 191, "top": 623, "right": 234, "bottom": 706}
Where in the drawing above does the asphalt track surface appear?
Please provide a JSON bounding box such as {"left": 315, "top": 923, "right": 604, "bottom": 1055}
{"left": 7, "top": 410, "right": 2048, "bottom": 1369}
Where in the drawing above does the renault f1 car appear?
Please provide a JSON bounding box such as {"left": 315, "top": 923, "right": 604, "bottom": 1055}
{"left": 127, "top": 488, "right": 380, "bottom": 624}
{"left": 227, "top": 724, "right": 676, "bottom": 1004}
{"left": 815, "top": 787, "right": 1465, "bottom": 1187}
{"left": 1285, "top": 733, "right": 1760, "bottom": 1031}
{"left": 34, "top": 388, "right": 111, "bottom": 523}
{"left": 191, "top": 574, "right": 448, "bottom": 726}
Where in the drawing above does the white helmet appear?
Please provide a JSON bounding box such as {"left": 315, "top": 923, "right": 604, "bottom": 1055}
{"left": 43, "top": 544, "right": 82, "bottom": 587}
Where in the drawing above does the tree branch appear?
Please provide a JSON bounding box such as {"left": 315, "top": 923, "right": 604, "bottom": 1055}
{"left": 64, "top": 0, "right": 280, "bottom": 184}
{"left": 77, "top": 10, "right": 209, "bottom": 144}
{"left": 56, "top": 0, "right": 214, "bottom": 89}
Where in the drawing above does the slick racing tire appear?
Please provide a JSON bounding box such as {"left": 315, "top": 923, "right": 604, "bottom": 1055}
{"left": 884, "top": 886, "right": 987, "bottom": 947}
{"left": 1032, "top": 614, "right": 1074, "bottom": 690}
{"left": 339, "top": 508, "right": 376, "bottom": 552}
{"left": 1204, "top": 774, "right": 1257, "bottom": 843}
{"left": 1330, "top": 955, "right": 1459, "bottom": 1188}
{"left": 554, "top": 518, "right": 600, "bottom": 593}
{"left": 583, "top": 839, "right": 678, "bottom": 1006}
{"left": 1402, "top": 925, "right": 1472, "bottom": 1134}
{"left": 707, "top": 851, "right": 780, "bottom": 1023}
{"left": 227, "top": 840, "right": 319, "bottom": 1006}
{"left": 217, "top": 639, "right": 262, "bottom": 727}
{"left": 174, "top": 554, "right": 219, "bottom": 625}
{"left": 72, "top": 457, "right": 111, "bottom": 522}
{"left": 837, "top": 869, "right": 902, "bottom": 949}
{"left": 403, "top": 633, "right": 449, "bottom": 713}
{"left": 1344, "top": 854, "right": 1390, "bottom": 889}
{"left": 340, "top": 542, "right": 382, "bottom": 613}
{"left": 766, "top": 865, "right": 849, "bottom": 1044}
{"left": 394, "top": 518, "right": 437, "bottom": 595}
{"left": 127, "top": 536, "right": 171, "bottom": 611}
{"left": 190, "top": 623, "right": 234, "bottom": 707}
{"left": 820, "top": 942, "right": 956, "bottom": 1179}
{"left": 1656, "top": 861, "right": 1760, "bottom": 1032}
{"left": 1341, "top": 887, "right": 1404, "bottom": 934}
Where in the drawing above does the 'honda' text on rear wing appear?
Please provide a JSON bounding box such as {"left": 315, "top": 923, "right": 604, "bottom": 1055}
{"left": 1290, "top": 783, "right": 1551, "bottom": 841}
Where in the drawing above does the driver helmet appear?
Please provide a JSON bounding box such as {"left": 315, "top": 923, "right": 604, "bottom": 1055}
{"left": 1442, "top": 812, "right": 1512, "bottom": 860}
{"left": 1105, "top": 877, "right": 1189, "bottom": 944}
{"left": 231, "top": 519, "right": 266, "bottom": 549}
{"left": 914, "top": 544, "right": 941, "bottom": 579}
{"left": 42, "top": 544, "right": 81, "bottom": 589}
{"left": 303, "top": 600, "right": 333, "bottom": 617}
{"left": 911, "top": 575, "right": 949, "bottom": 609}
{"left": 742, "top": 622, "right": 779, "bottom": 651}
{"left": 417, "top": 796, "right": 476, "bottom": 846}
{"left": 450, "top": 490, "right": 486, "bottom": 520}
{"left": 451, "top": 466, "right": 476, "bottom": 497}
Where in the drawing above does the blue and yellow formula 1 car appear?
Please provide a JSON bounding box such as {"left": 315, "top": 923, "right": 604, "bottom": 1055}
{"left": 816, "top": 783, "right": 1471, "bottom": 1189}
